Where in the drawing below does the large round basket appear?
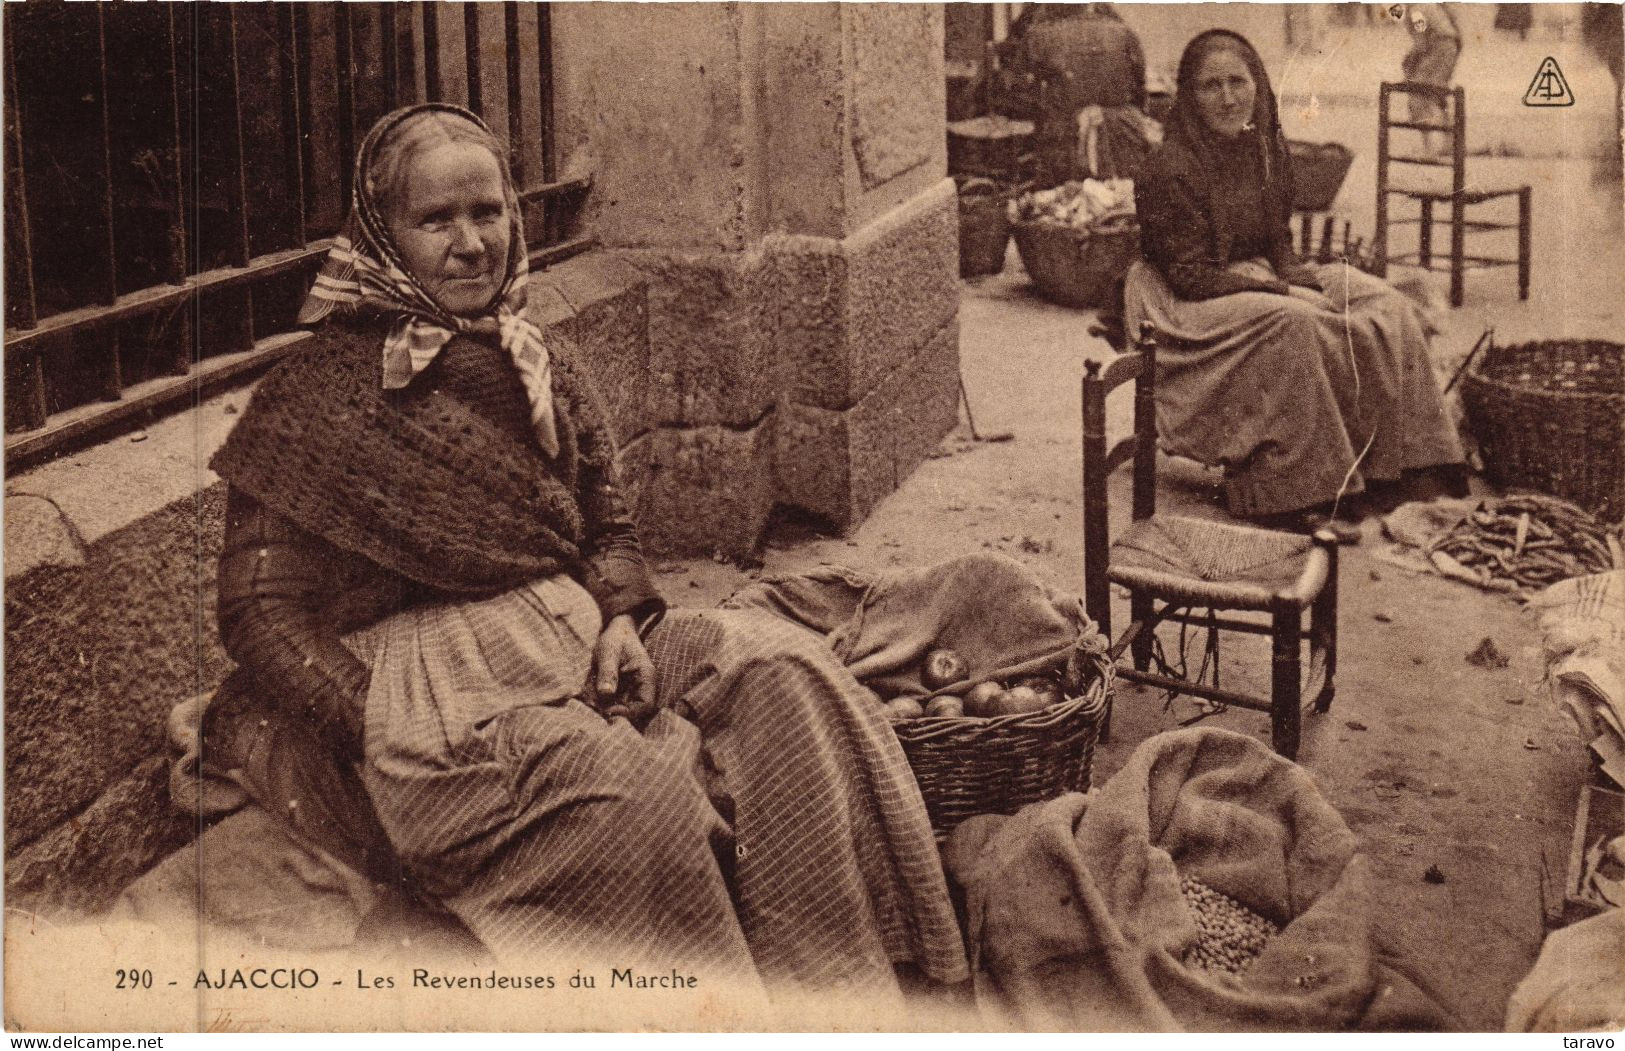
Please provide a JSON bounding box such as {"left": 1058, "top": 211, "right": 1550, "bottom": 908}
{"left": 1012, "top": 217, "right": 1139, "bottom": 310}
{"left": 893, "top": 651, "right": 1112, "bottom": 838}
{"left": 1461, "top": 339, "right": 1625, "bottom": 522}
{"left": 959, "top": 191, "right": 1011, "bottom": 278}
{"left": 1288, "top": 140, "right": 1355, "bottom": 213}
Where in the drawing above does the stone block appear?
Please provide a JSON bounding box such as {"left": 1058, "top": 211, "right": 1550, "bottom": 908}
{"left": 4, "top": 494, "right": 87, "bottom": 578}
{"left": 530, "top": 251, "right": 654, "bottom": 446}
{"left": 6, "top": 754, "right": 196, "bottom": 916}
{"left": 621, "top": 247, "right": 782, "bottom": 429}
{"left": 550, "top": 3, "right": 761, "bottom": 253}
{"left": 637, "top": 416, "right": 776, "bottom": 559}
{"left": 4, "top": 483, "right": 232, "bottom": 854}
{"left": 772, "top": 179, "right": 959, "bottom": 411}
{"left": 777, "top": 318, "right": 960, "bottom": 528}
{"left": 849, "top": 4, "right": 944, "bottom": 190}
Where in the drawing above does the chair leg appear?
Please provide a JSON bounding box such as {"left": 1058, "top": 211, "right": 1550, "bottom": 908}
{"left": 1311, "top": 542, "right": 1338, "bottom": 714}
{"left": 1130, "top": 592, "right": 1153, "bottom": 673}
{"left": 1271, "top": 606, "right": 1302, "bottom": 760}
{"left": 1518, "top": 187, "right": 1532, "bottom": 301}
{"left": 1450, "top": 198, "right": 1466, "bottom": 308}
{"left": 1418, "top": 199, "right": 1433, "bottom": 268}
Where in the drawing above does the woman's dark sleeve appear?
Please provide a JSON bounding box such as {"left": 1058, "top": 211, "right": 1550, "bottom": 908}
{"left": 217, "top": 487, "right": 369, "bottom": 759}
{"left": 1136, "top": 158, "right": 1290, "bottom": 301}
{"left": 571, "top": 400, "right": 667, "bottom": 629}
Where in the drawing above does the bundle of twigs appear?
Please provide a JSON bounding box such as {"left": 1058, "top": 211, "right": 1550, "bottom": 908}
{"left": 1429, "top": 494, "right": 1621, "bottom": 591}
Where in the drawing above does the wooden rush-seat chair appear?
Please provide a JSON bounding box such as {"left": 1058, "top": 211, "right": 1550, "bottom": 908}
{"left": 1081, "top": 323, "right": 1340, "bottom": 760}
{"left": 1375, "top": 82, "right": 1532, "bottom": 308}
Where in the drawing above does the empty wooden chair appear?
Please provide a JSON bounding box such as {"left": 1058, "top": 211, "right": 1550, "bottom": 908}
{"left": 1081, "top": 323, "right": 1339, "bottom": 759}
{"left": 1375, "top": 82, "right": 1532, "bottom": 308}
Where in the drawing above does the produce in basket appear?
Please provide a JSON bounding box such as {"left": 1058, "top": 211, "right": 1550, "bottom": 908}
{"left": 885, "top": 697, "right": 925, "bottom": 723}
{"left": 922, "top": 648, "right": 970, "bottom": 690}
{"left": 965, "top": 681, "right": 1005, "bottom": 717}
{"left": 1010, "top": 178, "right": 1136, "bottom": 230}
{"left": 950, "top": 672, "right": 1072, "bottom": 719}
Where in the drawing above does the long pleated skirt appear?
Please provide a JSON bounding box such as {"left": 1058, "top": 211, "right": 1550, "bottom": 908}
{"left": 1124, "top": 260, "right": 1465, "bottom": 517}
{"left": 346, "top": 575, "right": 968, "bottom": 1001}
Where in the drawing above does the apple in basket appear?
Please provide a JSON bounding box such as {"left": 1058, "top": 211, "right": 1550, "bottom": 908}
{"left": 964, "top": 680, "right": 1005, "bottom": 718}
{"left": 988, "top": 684, "right": 1047, "bottom": 717}
{"left": 885, "top": 697, "right": 925, "bottom": 723}
{"left": 1015, "top": 676, "right": 1066, "bottom": 708}
{"left": 921, "top": 648, "right": 969, "bottom": 691}
{"left": 925, "top": 695, "right": 965, "bottom": 718}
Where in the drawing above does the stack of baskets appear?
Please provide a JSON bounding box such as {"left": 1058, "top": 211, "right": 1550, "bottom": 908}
{"left": 1462, "top": 338, "right": 1625, "bottom": 522}
{"left": 892, "top": 647, "right": 1113, "bottom": 837}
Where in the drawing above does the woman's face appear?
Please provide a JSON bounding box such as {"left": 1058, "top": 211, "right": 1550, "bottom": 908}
{"left": 1192, "top": 48, "right": 1256, "bottom": 138}
{"left": 386, "top": 141, "right": 511, "bottom": 317}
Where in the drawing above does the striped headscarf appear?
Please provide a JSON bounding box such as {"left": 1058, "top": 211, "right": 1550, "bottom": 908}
{"left": 297, "top": 103, "right": 559, "bottom": 457}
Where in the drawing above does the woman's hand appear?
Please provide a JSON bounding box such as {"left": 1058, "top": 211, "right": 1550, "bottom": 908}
{"left": 590, "top": 614, "right": 658, "bottom": 723}
{"left": 1286, "top": 284, "right": 1339, "bottom": 312}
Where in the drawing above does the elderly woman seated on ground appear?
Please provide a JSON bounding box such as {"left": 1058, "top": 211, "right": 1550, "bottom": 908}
{"left": 1125, "top": 30, "right": 1468, "bottom": 543}
{"left": 198, "top": 103, "right": 977, "bottom": 1007}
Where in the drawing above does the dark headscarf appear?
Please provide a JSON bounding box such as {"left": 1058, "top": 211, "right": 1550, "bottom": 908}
{"left": 1166, "top": 30, "right": 1293, "bottom": 238}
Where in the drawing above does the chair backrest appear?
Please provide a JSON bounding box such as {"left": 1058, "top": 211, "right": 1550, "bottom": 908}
{"left": 1081, "top": 320, "right": 1159, "bottom": 630}
{"left": 1375, "top": 81, "right": 1467, "bottom": 266}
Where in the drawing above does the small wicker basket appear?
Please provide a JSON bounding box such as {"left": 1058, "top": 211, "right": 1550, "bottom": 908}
{"left": 1012, "top": 217, "right": 1139, "bottom": 310}
{"left": 947, "top": 116, "right": 1035, "bottom": 178}
{"left": 958, "top": 188, "right": 1012, "bottom": 278}
{"left": 893, "top": 650, "right": 1113, "bottom": 838}
{"left": 1287, "top": 140, "right": 1355, "bottom": 213}
{"left": 1461, "top": 339, "right": 1624, "bottom": 522}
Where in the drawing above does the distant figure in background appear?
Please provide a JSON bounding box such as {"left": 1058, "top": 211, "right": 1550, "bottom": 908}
{"left": 1001, "top": 3, "right": 1156, "bottom": 184}
{"left": 1493, "top": 3, "right": 1534, "bottom": 41}
{"left": 1399, "top": 3, "right": 1462, "bottom": 156}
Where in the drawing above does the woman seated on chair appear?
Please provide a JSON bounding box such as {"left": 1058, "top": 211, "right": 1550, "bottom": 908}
{"left": 203, "top": 103, "right": 966, "bottom": 1005}
{"left": 1125, "top": 29, "right": 1467, "bottom": 540}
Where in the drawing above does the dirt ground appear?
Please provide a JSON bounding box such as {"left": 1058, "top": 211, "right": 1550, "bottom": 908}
{"left": 652, "top": 137, "right": 1622, "bottom": 1025}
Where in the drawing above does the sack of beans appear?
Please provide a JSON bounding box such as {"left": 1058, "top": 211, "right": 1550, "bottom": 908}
{"left": 943, "top": 727, "right": 1454, "bottom": 1031}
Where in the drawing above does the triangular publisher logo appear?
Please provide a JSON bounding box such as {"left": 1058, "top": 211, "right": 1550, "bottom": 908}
{"left": 1523, "top": 57, "right": 1574, "bottom": 107}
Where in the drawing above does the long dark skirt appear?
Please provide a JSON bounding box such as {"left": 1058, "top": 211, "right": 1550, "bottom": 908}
{"left": 1124, "top": 260, "right": 1464, "bottom": 517}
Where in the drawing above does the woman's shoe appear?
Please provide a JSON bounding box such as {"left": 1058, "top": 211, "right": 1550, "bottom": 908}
{"left": 1248, "top": 507, "right": 1364, "bottom": 545}
{"left": 1297, "top": 513, "right": 1364, "bottom": 546}
{"left": 1402, "top": 464, "right": 1471, "bottom": 502}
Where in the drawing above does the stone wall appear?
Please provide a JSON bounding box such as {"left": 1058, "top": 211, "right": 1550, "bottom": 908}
{"left": 551, "top": 1, "right": 960, "bottom": 555}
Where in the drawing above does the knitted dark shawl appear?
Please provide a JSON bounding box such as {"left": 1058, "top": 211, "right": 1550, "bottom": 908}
{"left": 210, "top": 321, "right": 616, "bottom": 595}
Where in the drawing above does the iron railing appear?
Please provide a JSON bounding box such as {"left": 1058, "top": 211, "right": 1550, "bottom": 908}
{"left": 4, "top": 2, "right": 590, "bottom": 471}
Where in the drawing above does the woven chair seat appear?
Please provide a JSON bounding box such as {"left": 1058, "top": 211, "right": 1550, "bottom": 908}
{"left": 1107, "top": 514, "right": 1317, "bottom": 611}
